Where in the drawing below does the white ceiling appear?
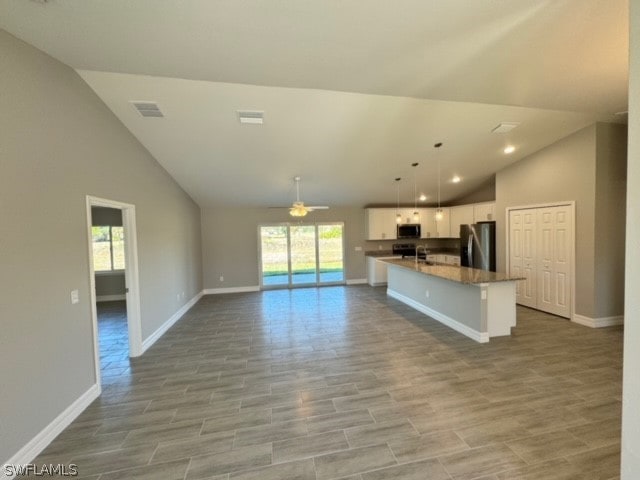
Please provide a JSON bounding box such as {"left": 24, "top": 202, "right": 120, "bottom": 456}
{"left": 0, "top": 0, "right": 629, "bottom": 207}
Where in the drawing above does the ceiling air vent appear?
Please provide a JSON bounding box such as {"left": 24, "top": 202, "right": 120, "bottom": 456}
{"left": 237, "top": 110, "right": 264, "bottom": 125}
{"left": 491, "top": 122, "right": 520, "bottom": 134}
{"left": 131, "top": 101, "right": 164, "bottom": 118}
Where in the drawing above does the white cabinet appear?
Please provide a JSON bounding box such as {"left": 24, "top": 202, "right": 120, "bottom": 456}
{"left": 449, "top": 205, "right": 474, "bottom": 238}
{"left": 445, "top": 255, "right": 461, "bottom": 266}
{"left": 474, "top": 202, "right": 496, "bottom": 222}
{"left": 367, "top": 256, "right": 399, "bottom": 286}
{"left": 420, "top": 208, "right": 438, "bottom": 238}
{"left": 397, "top": 208, "right": 417, "bottom": 224}
{"left": 365, "top": 209, "right": 397, "bottom": 240}
{"left": 435, "top": 208, "right": 451, "bottom": 237}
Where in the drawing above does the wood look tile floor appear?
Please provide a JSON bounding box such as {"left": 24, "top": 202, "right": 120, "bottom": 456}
{"left": 28, "top": 287, "right": 623, "bottom": 479}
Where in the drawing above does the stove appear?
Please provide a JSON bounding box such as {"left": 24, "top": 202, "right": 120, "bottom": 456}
{"left": 392, "top": 243, "right": 416, "bottom": 258}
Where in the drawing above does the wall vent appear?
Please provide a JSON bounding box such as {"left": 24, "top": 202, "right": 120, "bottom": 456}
{"left": 237, "top": 110, "right": 264, "bottom": 124}
{"left": 131, "top": 101, "right": 164, "bottom": 118}
{"left": 491, "top": 122, "right": 520, "bottom": 133}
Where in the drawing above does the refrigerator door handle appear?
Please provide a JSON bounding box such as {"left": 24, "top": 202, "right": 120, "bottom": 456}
{"left": 467, "top": 233, "right": 473, "bottom": 267}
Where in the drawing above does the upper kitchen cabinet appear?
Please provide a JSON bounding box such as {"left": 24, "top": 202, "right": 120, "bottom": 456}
{"left": 474, "top": 202, "right": 496, "bottom": 222}
{"left": 397, "top": 208, "right": 417, "bottom": 224}
{"left": 365, "top": 208, "right": 397, "bottom": 240}
{"left": 435, "top": 207, "right": 451, "bottom": 237}
{"left": 420, "top": 208, "right": 438, "bottom": 238}
{"left": 449, "top": 205, "right": 474, "bottom": 238}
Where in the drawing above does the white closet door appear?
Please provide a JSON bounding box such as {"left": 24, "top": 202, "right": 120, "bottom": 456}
{"left": 537, "top": 206, "right": 571, "bottom": 318}
{"left": 509, "top": 209, "right": 537, "bottom": 308}
{"left": 521, "top": 209, "right": 538, "bottom": 308}
{"left": 509, "top": 210, "right": 524, "bottom": 302}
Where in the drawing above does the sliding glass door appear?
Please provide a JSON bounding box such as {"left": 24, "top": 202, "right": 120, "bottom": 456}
{"left": 259, "top": 223, "right": 344, "bottom": 288}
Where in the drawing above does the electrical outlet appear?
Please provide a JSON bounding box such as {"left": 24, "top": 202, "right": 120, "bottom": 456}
{"left": 70, "top": 289, "right": 79, "bottom": 304}
{"left": 425, "top": 290, "right": 430, "bottom": 298}
{"left": 220, "top": 275, "right": 224, "bottom": 282}
{"left": 378, "top": 245, "right": 383, "bottom": 250}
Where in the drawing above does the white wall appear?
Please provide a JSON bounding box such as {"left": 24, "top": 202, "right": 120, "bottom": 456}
{"left": 0, "top": 30, "right": 202, "bottom": 464}
{"left": 621, "top": 2, "right": 640, "bottom": 477}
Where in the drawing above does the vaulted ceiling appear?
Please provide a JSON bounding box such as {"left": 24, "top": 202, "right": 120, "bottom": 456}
{"left": 0, "top": 0, "right": 628, "bottom": 207}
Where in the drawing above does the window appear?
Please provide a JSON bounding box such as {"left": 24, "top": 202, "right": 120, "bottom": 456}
{"left": 92, "top": 226, "right": 125, "bottom": 272}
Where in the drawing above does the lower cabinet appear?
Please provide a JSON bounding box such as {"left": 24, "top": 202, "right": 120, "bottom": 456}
{"left": 426, "top": 254, "right": 460, "bottom": 265}
{"left": 367, "top": 256, "right": 400, "bottom": 286}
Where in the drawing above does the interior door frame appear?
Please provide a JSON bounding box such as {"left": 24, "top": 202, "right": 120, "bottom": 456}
{"left": 86, "top": 195, "right": 143, "bottom": 387}
{"left": 505, "top": 201, "right": 575, "bottom": 320}
{"left": 258, "top": 222, "right": 346, "bottom": 289}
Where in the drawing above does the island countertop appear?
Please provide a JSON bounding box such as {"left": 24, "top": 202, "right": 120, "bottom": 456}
{"left": 381, "top": 258, "right": 523, "bottom": 285}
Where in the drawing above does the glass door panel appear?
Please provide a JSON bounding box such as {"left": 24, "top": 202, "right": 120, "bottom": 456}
{"left": 318, "top": 224, "right": 344, "bottom": 283}
{"left": 290, "top": 225, "right": 317, "bottom": 285}
{"left": 260, "top": 226, "right": 290, "bottom": 287}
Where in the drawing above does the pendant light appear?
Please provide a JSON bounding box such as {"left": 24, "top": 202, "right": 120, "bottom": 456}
{"left": 434, "top": 142, "right": 444, "bottom": 221}
{"left": 395, "top": 177, "right": 402, "bottom": 223}
{"left": 411, "top": 162, "right": 419, "bottom": 222}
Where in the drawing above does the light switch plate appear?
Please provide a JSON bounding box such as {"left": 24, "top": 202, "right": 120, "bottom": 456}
{"left": 71, "top": 289, "right": 79, "bottom": 304}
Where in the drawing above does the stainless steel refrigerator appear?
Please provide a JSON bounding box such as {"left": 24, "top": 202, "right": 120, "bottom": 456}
{"left": 460, "top": 221, "right": 496, "bottom": 272}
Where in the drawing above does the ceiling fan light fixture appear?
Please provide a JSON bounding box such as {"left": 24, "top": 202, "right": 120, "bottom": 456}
{"left": 289, "top": 202, "right": 309, "bottom": 217}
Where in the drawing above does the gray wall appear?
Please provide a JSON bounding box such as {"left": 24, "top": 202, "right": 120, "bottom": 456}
{"left": 0, "top": 30, "right": 202, "bottom": 463}
{"left": 495, "top": 123, "right": 627, "bottom": 319}
{"left": 594, "top": 123, "right": 627, "bottom": 318}
{"left": 448, "top": 176, "right": 496, "bottom": 206}
{"left": 202, "top": 207, "right": 367, "bottom": 288}
{"left": 622, "top": 2, "right": 640, "bottom": 476}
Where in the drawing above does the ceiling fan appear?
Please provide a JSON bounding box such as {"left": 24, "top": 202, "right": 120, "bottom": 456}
{"left": 273, "top": 176, "right": 329, "bottom": 217}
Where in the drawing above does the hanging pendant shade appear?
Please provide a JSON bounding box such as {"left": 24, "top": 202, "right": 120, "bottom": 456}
{"left": 434, "top": 143, "right": 443, "bottom": 221}
{"left": 395, "top": 177, "right": 402, "bottom": 223}
{"left": 411, "top": 163, "right": 419, "bottom": 222}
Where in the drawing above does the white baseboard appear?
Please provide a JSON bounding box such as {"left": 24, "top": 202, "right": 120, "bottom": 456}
{"left": 346, "top": 278, "right": 367, "bottom": 285}
{"left": 2, "top": 384, "right": 100, "bottom": 479}
{"left": 203, "top": 286, "right": 260, "bottom": 295}
{"left": 96, "top": 294, "right": 126, "bottom": 302}
{"left": 387, "top": 288, "right": 489, "bottom": 343}
{"left": 572, "top": 313, "right": 624, "bottom": 328}
{"left": 140, "top": 291, "right": 203, "bottom": 354}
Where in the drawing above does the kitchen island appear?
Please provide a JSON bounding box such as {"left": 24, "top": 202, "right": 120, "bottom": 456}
{"left": 382, "top": 259, "right": 522, "bottom": 343}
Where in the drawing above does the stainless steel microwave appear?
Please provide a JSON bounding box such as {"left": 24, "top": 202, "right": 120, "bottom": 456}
{"left": 397, "top": 224, "right": 421, "bottom": 239}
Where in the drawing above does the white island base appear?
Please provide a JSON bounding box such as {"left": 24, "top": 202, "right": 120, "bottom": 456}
{"left": 386, "top": 262, "right": 518, "bottom": 343}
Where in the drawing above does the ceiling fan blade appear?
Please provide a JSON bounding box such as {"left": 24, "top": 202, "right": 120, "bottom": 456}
{"left": 307, "top": 206, "right": 329, "bottom": 210}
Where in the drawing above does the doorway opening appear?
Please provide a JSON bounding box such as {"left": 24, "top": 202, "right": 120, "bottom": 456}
{"left": 259, "top": 223, "right": 345, "bottom": 288}
{"left": 86, "top": 196, "right": 142, "bottom": 389}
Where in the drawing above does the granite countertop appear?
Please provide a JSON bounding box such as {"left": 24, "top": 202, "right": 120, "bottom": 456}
{"left": 364, "top": 250, "right": 399, "bottom": 257}
{"left": 364, "top": 248, "right": 459, "bottom": 257}
{"left": 381, "top": 258, "right": 524, "bottom": 285}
